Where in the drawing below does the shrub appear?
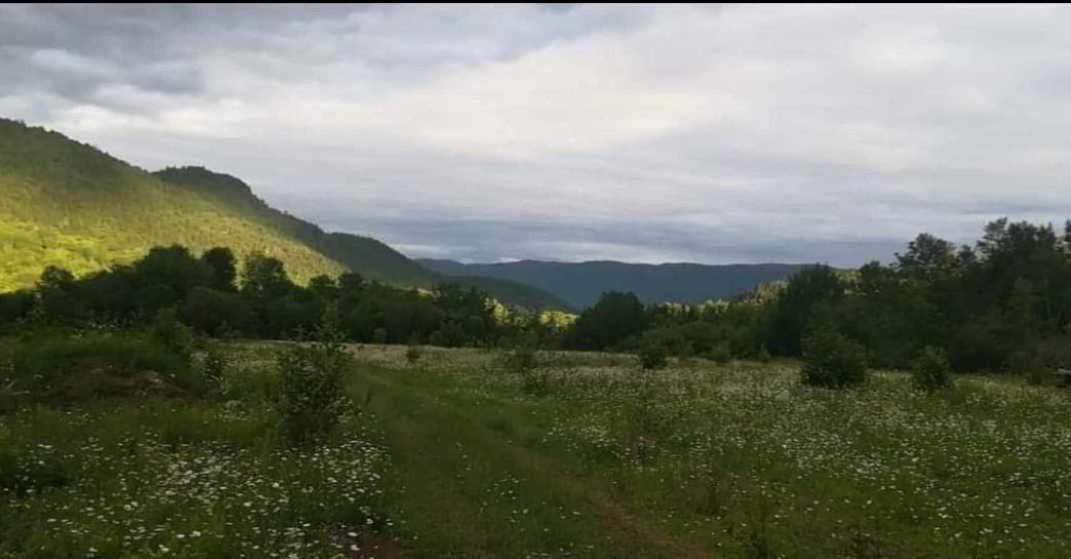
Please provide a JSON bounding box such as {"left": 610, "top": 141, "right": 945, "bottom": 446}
{"left": 625, "top": 375, "right": 677, "bottom": 464}
{"left": 503, "top": 339, "right": 552, "bottom": 396}
{"left": 757, "top": 345, "right": 772, "bottom": 363}
{"left": 638, "top": 340, "right": 668, "bottom": 370}
{"left": 200, "top": 345, "right": 228, "bottom": 391}
{"left": 1010, "top": 350, "right": 1047, "bottom": 386}
{"left": 504, "top": 342, "right": 539, "bottom": 374}
{"left": 708, "top": 342, "right": 731, "bottom": 364}
{"left": 273, "top": 313, "right": 352, "bottom": 446}
{"left": 151, "top": 307, "right": 195, "bottom": 362}
{"left": 10, "top": 333, "right": 196, "bottom": 402}
{"left": 0, "top": 379, "right": 25, "bottom": 415}
{"left": 405, "top": 344, "right": 422, "bottom": 366}
{"left": 911, "top": 346, "right": 953, "bottom": 392}
{"left": 800, "top": 330, "right": 868, "bottom": 388}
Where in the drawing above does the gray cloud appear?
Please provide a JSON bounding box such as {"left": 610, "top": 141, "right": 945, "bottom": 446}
{"left": 2, "top": 4, "right": 1069, "bottom": 266}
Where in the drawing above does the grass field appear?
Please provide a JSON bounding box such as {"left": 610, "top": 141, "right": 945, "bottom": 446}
{"left": 3, "top": 342, "right": 1071, "bottom": 558}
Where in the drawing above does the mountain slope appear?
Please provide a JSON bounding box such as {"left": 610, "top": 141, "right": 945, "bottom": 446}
{"left": 0, "top": 118, "right": 568, "bottom": 309}
{"left": 0, "top": 118, "right": 346, "bottom": 290}
{"left": 153, "top": 166, "right": 439, "bottom": 287}
{"left": 419, "top": 259, "right": 806, "bottom": 308}
{"left": 152, "top": 166, "right": 571, "bottom": 309}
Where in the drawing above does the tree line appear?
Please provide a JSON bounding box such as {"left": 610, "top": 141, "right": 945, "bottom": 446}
{"left": 2, "top": 217, "right": 1070, "bottom": 374}
{"left": 564, "top": 218, "right": 1071, "bottom": 373}
{"left": 0, "top": 245, "right": 564, "bottom": 347}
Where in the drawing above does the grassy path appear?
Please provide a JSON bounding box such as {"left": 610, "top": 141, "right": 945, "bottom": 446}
{"left": 347, "top": 362, "right": 709, "bottom": 558}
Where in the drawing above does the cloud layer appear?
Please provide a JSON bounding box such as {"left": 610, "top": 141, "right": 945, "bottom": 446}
{"left": 3, "top": 4, "right": 1069, "bottom": 265}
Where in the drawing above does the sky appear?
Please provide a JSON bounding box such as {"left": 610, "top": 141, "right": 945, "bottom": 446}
{"left": 2, "top": 4, "right": 1069, "bottom": 266}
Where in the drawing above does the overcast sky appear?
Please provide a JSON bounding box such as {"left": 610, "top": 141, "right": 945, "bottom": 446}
{"left": 2, "top": 4, "right": 1069, "bottom": 265}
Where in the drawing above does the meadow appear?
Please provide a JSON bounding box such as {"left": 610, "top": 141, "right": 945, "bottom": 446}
{"left": 3, "top": 341, "right": 1070, "bottom": 558}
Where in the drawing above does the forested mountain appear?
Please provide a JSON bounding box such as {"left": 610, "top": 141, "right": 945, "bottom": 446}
{"left": 0, "top": 118, "right": 567, "bottom": 309}
{"left": 419, "top": 259, "right": 805, "bottom": 308}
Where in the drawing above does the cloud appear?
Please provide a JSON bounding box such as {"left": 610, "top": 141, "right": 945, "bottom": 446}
{"left": 2, "top": 4, "right": 1070, "bottom": 266}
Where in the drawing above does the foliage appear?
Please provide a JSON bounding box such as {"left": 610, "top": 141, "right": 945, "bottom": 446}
{"left": 707, "top": 342, "right": 731, "bottom": 364}
{"left": 405, "top": 345, "right": 422, "bottom": 366}
{"left": 8, "top": 332, "right": 199, "bottom": 403}
{"left": 0, "top": 119, "right": 562, "bottom": 309}
{"left": 151, "top": 307, "right": 196, "bottom": 362}
{"left": 273, "top": 312, "right": 352, "bottom": 446}
{"left": 565, "top": 291, "right": 647, "bottom": 350}
{"left": 638, "top": 338, "right": 669, "bottom": 370}
{"left": 200, "top": 344, "right": 228, "bottom": 391}
{"left": 800, "top": 329, "right": 868, "bottom": 388}
{"left": 911, "top": 346, "right": 953, "bottom": 392}
{"left": 756, "top": 344, "right": 772, "bottom": 363}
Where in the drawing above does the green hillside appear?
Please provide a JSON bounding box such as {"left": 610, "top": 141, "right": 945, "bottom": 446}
{"left": 0, "top": 118, "right": 568, "bottom": 309}
{"left": 152, "top": 166, "right": 571, "bottom": 309}
{"left": 153, "top": 166, "right": 439, "bottom": 287}
{"left": 0, "top": 118, "right": 347, "bottom": 290}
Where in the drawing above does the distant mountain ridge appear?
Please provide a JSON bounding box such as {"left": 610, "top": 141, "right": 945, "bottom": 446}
{"left": 0, "top": 117, "right": 568, "bottom": 309}
{"left": 419, "top": 258, "right": 806, "bottom": 308}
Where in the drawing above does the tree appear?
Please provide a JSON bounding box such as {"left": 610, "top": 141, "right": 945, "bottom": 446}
{"left": 800, "top": 328, "right": 868, "bottom": 388}
{"left": 564, "top": 291, "right": 647, "bottom": 350}
{"left": 240, "top": 254, "right": 293, "bottom": 301}
{"left": 181, "top": 286, "right": 254, "bottom": 336}
{"left": 274, "top": 310, "right": 352, "bottom": 446}
{"left": 201, "top": 247, "right": 237, "bottom": 292}
{"left": 131, "top": 245, "right": 212, "bottom": 315}
{"left": 35, "top": 266, "right": 86, "bottom": 323}
{"left": 763, "top": 265, "right": 843, "bottom": 356}
{"left": 895, "top": 233, "right": 957, "bottom": 282}
{"left": 308, "top": 274, "right": 339, "bottom": 301}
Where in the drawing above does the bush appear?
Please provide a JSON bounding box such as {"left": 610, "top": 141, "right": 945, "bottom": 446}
{"left": 503, "top": 339, "right": 552, "bottom": 396}
{"left": 1010, "top": 350, "right": 1047, "bottom": 386}
{"left": 757, "top": 345, "right": 772, "bottom": 363}
{"left": 405, "top": 344, "right": 422, "bottom": 366}
{"left": 800, "top": 330, "right": 868, "bottom": 388}
{"left": 911, "top": 346, "right": 953, "bottom": 392}
{"left": 273, "top": 313, "right": 352, "bottom": 446}
{"left": 504, "top": 342, "right": 539, "bottom": 374}
{"left": 638, "top": 341, "right": 668, "bottom": 370}
{"left": 10, "top": 333, "right": 196, "bottom": 402}
{"left": 200, "top": 345, "right": 228, "bottom": 391}
{"left": 151, "top": 307, "right": 195, "bottom": 362}
{"left": 372, "top": 327, "right": 389, "bottom": 345}
{"left": 707, "top": 342, "right": 731, "bottom": 364}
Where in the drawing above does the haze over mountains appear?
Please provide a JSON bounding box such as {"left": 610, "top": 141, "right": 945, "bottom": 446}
{"left": 420, "top": 259, "right": 804, "bottom": 309}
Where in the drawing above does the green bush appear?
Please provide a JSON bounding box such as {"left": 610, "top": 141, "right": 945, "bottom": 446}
{"left": 638, "top": 341, "right": 668, "bottom": 370}
{"left": 707, "top": 342, "right": 731, "bottom": 364}
{"left": 800, "top": 330, "right": 868, "bottom": 388}
{"left": 1010, "top": 350, "right": 1047, "bottom": 386}
{"left": 151, "top": 307, "right": 196, "bottom": 362}
{"left": 757, "top": 345, "right": 772, "bottom": 363}
{"left": 273, "top": 314, "right": 352, "bottom": 446}
{"left": 405, "top": 344, "right": 422, "bottom": 366}
{"left": 200, "top": 345, "right": 228, "bottom": 391}
{"left": 10, "top": 333, "right": 197, "bottom": 401}
{"left": 911, "top": 346, "right": 953, "bottom": 392}
{"left": 0, "top": 448, "right": 71, "bottom": 497}
{"left": 502, "top": 339, "right": 553, "bottom": 396}
{"left": 504, "top": 342, "right": 539, "bottom": 374}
